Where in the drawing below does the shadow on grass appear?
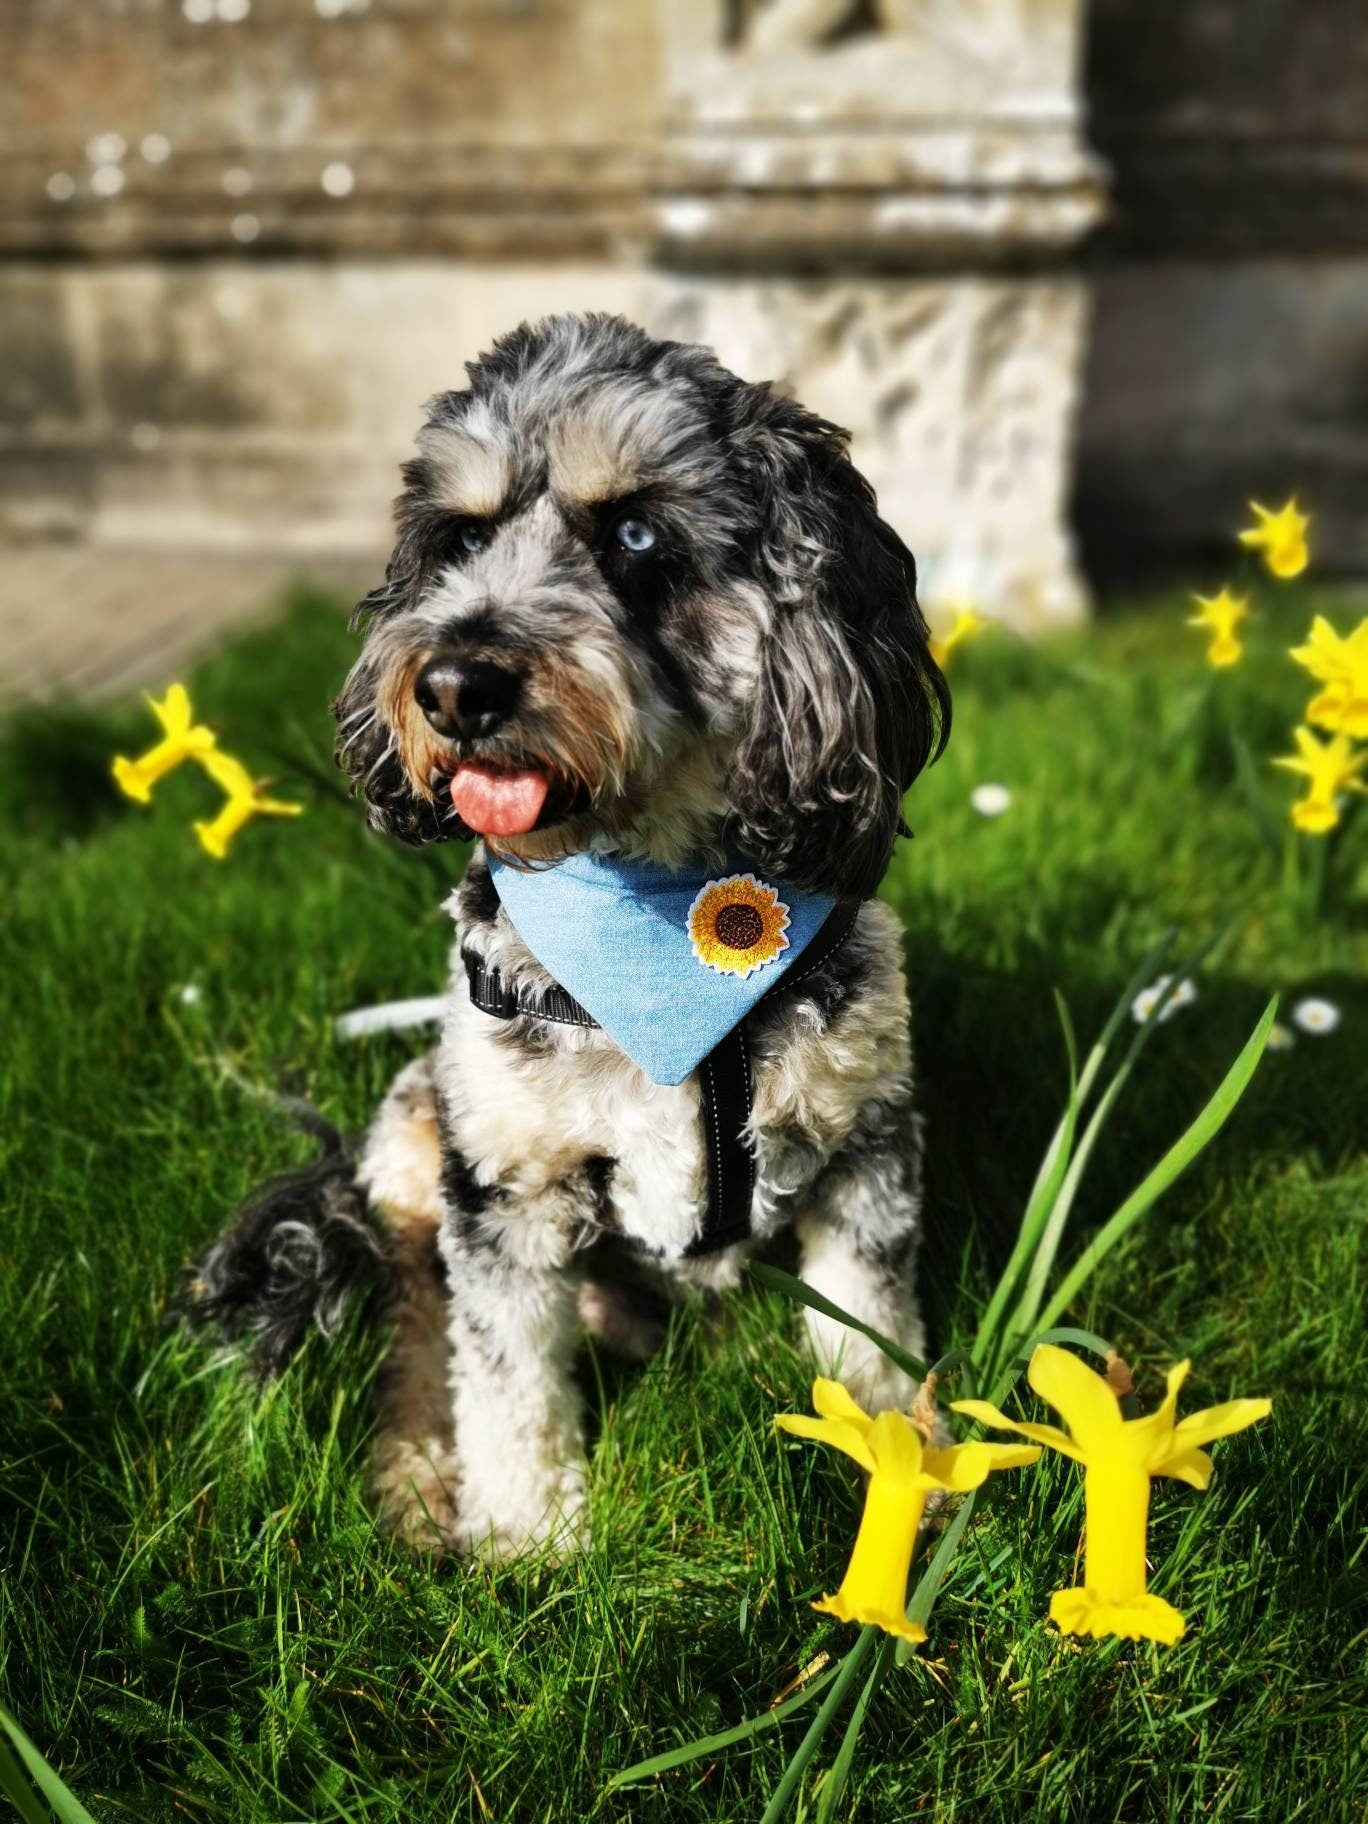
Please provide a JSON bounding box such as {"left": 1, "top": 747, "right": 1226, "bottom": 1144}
{"left": 908, "top": 929, "right": 1368, "bottom": 1341}
{"left": 0, "top": 698, "right": 135, "bottom": 836}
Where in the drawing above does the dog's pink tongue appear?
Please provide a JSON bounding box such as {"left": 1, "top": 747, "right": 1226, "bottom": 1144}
{"left": 450, "top": 761, "right": 549, "bottom": 836}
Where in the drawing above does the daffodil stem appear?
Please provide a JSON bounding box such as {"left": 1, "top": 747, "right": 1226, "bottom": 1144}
{"left": 605, "top": 1662, "right": 842, "bottom": 1788}
{"left": 1303, "top": 829, "right": 1327, "bottom": 918}
{"left": 977, "top": 927, "right": 1218, "bottom": 1384}
{"left": 758, "top": 1628, "right": 877, "bottom": 1824}
{"left": 1228, "top": 725, "right": 1283, "bottom": 867}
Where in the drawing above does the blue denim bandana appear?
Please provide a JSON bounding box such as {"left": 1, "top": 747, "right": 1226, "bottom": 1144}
{"left": 487, "top": 850, "right": 837, "bottom": 1086}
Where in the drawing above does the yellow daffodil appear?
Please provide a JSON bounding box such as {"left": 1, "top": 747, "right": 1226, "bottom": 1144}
{"left": 953, "top": 1344, "right": 1270, "bottom": 1645}
{"left": 192, "top": 748, "right": 302, "bottom": 859}
{"left": 776, "top": 1378, "right": 1039, "bottom": 1645}
{"left": 1271, "top": 725, "right": 1368, "bottom": 834}
{"left": 112, "top": 683, "right": 217, "bottom": 804}
{"left": 928, "top": 606, "right": 984, "bottom": 669}
{"left": 1187, "top": 588, "right": 1248, "bottom": 668}
{"left": 1237, "top": 497, "right": 1309, "bottom": 580}
{"left": 1288, "top": 615, "right": 1368, "bottom": 738}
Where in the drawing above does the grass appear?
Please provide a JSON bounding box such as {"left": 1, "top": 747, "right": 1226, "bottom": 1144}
{"left": 2, "top": 583, "right": 1366, "bottom": 1822}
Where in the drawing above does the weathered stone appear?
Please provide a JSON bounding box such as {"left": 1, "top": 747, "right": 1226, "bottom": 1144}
{"left": 0, "top": 0, "right": 658, "bottom": 258}
{"left": 0, "top": 260, "right": 643, "bottom": 552}
{"left": 653, "top": 0, "right": 1101, "bottom": 625}
{"left": 653, "top": 275, "right": 1091, "bottom": 630}
{"left": 1, "top": 0, "right": 1104, "bottom": 644}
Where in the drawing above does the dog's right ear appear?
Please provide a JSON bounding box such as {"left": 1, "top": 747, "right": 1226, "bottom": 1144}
{"left": 723, "top": 386, "right": 949, "bottom": 901}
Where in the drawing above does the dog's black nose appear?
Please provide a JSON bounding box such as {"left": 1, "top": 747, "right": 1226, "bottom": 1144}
{"left": 414, "top": 656, "right": 522, "bottom": 740}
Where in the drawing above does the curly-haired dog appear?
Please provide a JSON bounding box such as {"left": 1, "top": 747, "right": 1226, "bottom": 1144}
{"left": 192, "top": 312, "right": 949, "bottom": 1557}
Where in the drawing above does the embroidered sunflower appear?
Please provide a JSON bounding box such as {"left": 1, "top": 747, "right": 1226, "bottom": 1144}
{"left": 687, "top": 874, "right": 791, "bottom": 979}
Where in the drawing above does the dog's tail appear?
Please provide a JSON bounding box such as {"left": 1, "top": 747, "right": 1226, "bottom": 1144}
{"left": 184, "top": 1093, "right": 392, "bottom": 1378}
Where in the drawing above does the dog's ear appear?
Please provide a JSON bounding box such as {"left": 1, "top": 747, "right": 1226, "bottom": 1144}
{"left": 725, "top": 391, "right": 950, "bottom": 900}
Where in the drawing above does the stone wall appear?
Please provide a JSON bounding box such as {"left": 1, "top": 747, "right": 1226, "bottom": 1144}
{"left": 0, "top": 0, "right": 1104, "bottom": 631}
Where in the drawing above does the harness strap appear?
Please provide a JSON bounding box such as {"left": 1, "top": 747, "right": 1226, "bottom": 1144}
{"left": 463, "top": 898, "right": 860, "bottom": 1255}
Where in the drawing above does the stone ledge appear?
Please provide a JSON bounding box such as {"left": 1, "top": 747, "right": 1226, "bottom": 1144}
{"left": 654, "top": 188, "right": 1107, "bottom": 273}
{"left": 0, "top": 144, "right": 649, "bottom": 259}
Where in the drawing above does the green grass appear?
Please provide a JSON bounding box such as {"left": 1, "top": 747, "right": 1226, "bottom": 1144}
{"left": 2, "top": 584, "right": 1366, "bottom": 1822}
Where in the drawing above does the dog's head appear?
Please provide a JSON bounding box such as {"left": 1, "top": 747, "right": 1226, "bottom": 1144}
{"left": 334, "top": 312, "right": 948, "bottom": 898}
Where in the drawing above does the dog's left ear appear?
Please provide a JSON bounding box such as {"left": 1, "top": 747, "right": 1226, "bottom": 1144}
{"left": 725, "top": 390, "right": 950, "bottom": 900}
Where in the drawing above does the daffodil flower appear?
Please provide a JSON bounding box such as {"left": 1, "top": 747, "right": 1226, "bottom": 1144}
{"left": 776, "top": 1379, "right": 1039, "bottom": 1645}
{"left": 928, "top": 606, "right": 984, "bottom": 670}
{"left": 1238, "top": 497, "right": 1309, "bottom": 580}
{"left": 112, "top": 683, "right": 217, "bottom": 804}
{"left": 1187, "top": 587, "right": 1248, "bottom": 668}
{"left": 1288, "top": 615, "right": 1368, "bottom": 738}
{"left": 1271, "top": 725, "right": 1367, "bottom": 834}
{"left": 953, "top": 1344, "right": 1270, "bottom": 1645}
{"left": 192, "top": 748, "right": 302, "bottom": 859}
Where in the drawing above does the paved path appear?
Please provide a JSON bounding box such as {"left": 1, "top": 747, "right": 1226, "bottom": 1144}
{"left": 1, "top": 544, "right": 377, "bottom": 704}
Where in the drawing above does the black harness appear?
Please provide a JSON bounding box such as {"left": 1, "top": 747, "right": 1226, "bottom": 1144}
{"left": 462, "top": 899, "right": 860, "bottom": 1257}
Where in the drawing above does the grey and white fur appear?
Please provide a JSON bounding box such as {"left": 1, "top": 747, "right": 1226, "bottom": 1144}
{"left": 190, "top": 312, "right": 950, "bottom": 1558}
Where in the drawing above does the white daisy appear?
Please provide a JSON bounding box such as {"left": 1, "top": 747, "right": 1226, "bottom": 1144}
{"left": 1264, "top": 1022, "right": 1295, "bottom": 1052}
{"left": 970, "top": 782, "right": 1011, "bottom": 818}
{"left": 1292, "top": 996, "right": 1340, "bottom": 1036}
{"left": 1131, "top": 974, "right": 1198, "bottom": 1026}
{"left": 178, "top": 983, "right": 203, "bottom": 1006}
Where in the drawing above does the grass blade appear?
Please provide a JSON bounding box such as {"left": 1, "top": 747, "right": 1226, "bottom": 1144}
{"left": 971, "top": 932, "right": 1176, "bottom": 1370}
{"left": 1037, "top": 997, "right": 1277, "bottom": 1334}
{"left": 749, "top": 1263, "right": 927, "bottom": 1381}
{"left": 605, "top": 1664, "right": 840, "bottom": 1787}
{"left": 894, "top": 1487, "right": 980, "bottom": 1667}
{"left": 816, "top": 1636, "right": 894, "bottom": 1824}
{"left": 1230, "top": 727, "right": 1284, "bottom": 866}
{"left": 0, "top": 1736, "right": 53, "bottom": 1824}
{"left": 758, "top": 1629, "right": 877, "bottom": 1824}
{"left": 0, "top": 1705, "right": 101, "bottom": 1824}
{"left": 1004, "top": 927, "right": 1230, "bottom": 1364}
{"left": 1017, "top": 1326, "right": 1114, "bottom": 1362}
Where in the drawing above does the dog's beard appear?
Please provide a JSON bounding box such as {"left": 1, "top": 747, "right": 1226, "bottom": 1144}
{"left": 343, "top": 618, "right": 706, "bottom": 865}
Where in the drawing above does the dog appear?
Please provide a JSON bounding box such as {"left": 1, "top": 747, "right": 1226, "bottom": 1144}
{"left": 191, "top": 312, "right": 950, "bottom": 1558}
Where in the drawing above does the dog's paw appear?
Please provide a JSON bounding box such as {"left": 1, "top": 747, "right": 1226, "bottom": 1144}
{"left": 371, "top": 1438, "right": 463, "bottom": 1555}
{"left": 836, "top": 1349, "right": 920, "bottom": 1419}
{"left": 453, "top": 1494, "right": 591, "bottom": 1564}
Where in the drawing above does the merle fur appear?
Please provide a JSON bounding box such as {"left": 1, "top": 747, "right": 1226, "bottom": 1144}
{"left": 332, "top": 312, "right": 948, "bottom": 898}
{"left": 192, "top": 314, "right": 944, "bottom": 1442}
{"left": 185, "top": 1117, "right": 390, "bottom": 1378}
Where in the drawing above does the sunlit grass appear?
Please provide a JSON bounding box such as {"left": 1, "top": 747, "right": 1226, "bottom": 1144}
{"left": 1, "top": 584, "right": 1365, "bottom": 1820}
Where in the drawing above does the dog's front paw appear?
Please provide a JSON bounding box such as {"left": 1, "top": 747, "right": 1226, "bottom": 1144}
{"left": 454, "top": 1487, "right": 591, "bottom": 1564}
{"left": 372, "top": 1438, "right": 463, "bottom": 1555}
{"left": 451, "top": 1450, "right": 590, "bottom": 1563}
{"left": 832, "top": 1345, "right": 920, "bottom": 1419}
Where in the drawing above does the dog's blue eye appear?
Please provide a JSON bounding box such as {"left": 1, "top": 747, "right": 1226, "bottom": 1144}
{"left": 458, "top": 524, "right": 489, "bottom": 555}
{"left": 613, "top": 516, "right": 655, "bottom": 554}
